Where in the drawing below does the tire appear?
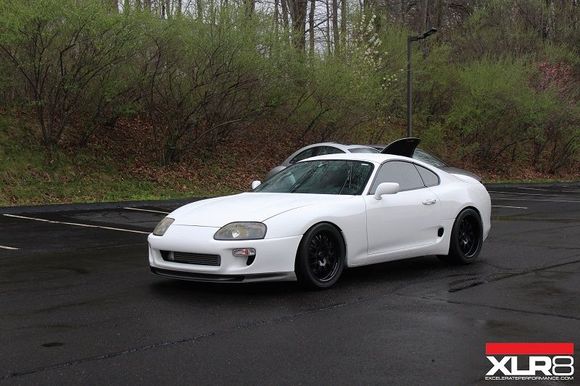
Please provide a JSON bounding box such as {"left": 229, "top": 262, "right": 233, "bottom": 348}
{"left": 440, "top": 208, "right": 483, "bottom": 265}
{"left": 295, "top": 223, "right": 346, "bottom": 289}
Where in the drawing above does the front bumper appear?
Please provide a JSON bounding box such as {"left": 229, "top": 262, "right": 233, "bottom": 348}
{"left": 148, "top": 224, "right": 301, "bottom": 282}
{"left": 150, "top": 267, "right": 295, "bottom": 283}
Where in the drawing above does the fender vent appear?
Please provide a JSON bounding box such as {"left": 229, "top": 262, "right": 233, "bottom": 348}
{"left": 438, "top": 227, "right": 444, "bottom": 237}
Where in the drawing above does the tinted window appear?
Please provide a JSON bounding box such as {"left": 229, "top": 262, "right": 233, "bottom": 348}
{"left": 289, "top": 148, "right": 317, "bottom": 164}
{"left": 289, "top": 146, "right": 345, "bottom": 164}
{"left": 255, "top": 160, "right": 374, "bottom": 195}
{"left": 349, "top": 147, "right": 379, "bottom": 154}
{"left": 317, "top": 146, "right": 344, "bottom": 156}
{"left": 413, "top": 149, "right": 447, "bottom": 168}
{"left": 415, "top": 164, "right": 440, "bottom": 187}
{"left": 370, "top": 161, "right": 425, "bottom": 193}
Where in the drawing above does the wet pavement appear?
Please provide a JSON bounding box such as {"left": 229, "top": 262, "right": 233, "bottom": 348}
{"left": 0, "top": 183, "right": 579, "bottom": 385}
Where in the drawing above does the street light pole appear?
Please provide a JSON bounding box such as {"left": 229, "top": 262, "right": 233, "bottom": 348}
{"left": 406, "top": 28, "right": 438, "bottom": 137}
{"left": 406, "top": 36, "right": 414, "bottom": 138}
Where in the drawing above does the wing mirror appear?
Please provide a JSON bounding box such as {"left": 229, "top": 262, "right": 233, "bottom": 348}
{"left": 251, "top": 180, "right": 261, "bottom": 189}
{"left": 374, "top": 182, "right": 400, "bottom": 200}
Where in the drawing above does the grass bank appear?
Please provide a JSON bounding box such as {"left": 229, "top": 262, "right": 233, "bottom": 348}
{"left": 1, "top": 114, "right": 577, "bottom": 207}
{"left": 0, "top": 116, "right": 238, "bottom": 206}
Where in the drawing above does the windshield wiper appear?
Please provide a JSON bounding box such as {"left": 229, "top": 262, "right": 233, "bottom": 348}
{"left": 290, "top": 164, "right": 324, "bottom": 193}
{"left": 337, "top": 166, "right": 352, "bottom": 195}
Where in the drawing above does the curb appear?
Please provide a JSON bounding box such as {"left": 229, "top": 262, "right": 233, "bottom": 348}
{"left": 0, "top": 197, "right": 209, "bottom": 215}
{"left": 0, "top": 182, "right": 577, "bottom": 215}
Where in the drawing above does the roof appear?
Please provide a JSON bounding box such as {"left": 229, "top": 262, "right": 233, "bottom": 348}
{"left": 301, "top": 153, "right": 448, "bottom": 175}
{"left": 303, "top": 152, "right": 410, "bottom": 164}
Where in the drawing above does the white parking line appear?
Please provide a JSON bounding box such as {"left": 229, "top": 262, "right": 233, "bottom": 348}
{"left": 3, "top": 214, "right": 150, "bottom": 235}
{"left": 517, "top": 187, "right": 551, "bottom": 191}
{"left": 0, "top": 244, "right": 19, "bottom": 250}
{"left": 492, "top": 197, "right": 580, "bottom": 204}
{"left": 492, "top": 205, "right": 528, "bottom": 209}
{"left": 489, "top": 190, "right": 564, "bottom": 197}
{"left": 123, "top": 207, "right": 169, "bottom": 215}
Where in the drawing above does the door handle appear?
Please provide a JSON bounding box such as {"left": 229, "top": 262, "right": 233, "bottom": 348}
{"left": 422, "top": 199, "right": 437, "bottom": 205}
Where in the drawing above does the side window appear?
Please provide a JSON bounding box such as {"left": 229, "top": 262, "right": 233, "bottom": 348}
{"left": 317, "top": 146, "right": 344, "bottom": 156}
{"left": 370, "top": 161, "right": 425, "bottom": 193}
{"left": 289, "top": 148, "right": 317, "bottom": 164}
{"left": 349, "top": 147, "right": 379, "bottom": 154}
{"left": 415, "top": 164, "right": 440, "bottom": 187}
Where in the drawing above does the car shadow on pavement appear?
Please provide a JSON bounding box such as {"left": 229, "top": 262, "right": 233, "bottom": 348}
{"left": 146, "top": 255, "right": 460, "bottom": 300}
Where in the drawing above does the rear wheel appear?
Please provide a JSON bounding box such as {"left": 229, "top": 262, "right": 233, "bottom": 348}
{"left": 439, "top": 208, "right": 483, "bottom": 264}
{"left": 295, "top": 223, "right": 345, "bottom": 289}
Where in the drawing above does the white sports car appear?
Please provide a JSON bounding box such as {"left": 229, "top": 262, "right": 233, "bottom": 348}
{"left": 148, "top": 153, "right": 491, "bottom": 288}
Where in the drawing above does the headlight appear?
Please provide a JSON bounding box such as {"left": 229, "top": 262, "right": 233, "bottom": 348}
{"left": 153, "top": 217, "right": 174, "bottom": 236}
{"left": 214, "top": 222, "right": 267, "bottom": 240}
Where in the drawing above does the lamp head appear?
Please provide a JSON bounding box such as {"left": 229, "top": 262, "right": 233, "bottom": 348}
{"left": 420, "top": 28, "right": 438, "bottom": 39}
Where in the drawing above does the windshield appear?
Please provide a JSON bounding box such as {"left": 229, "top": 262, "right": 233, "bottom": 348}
{"left": 255, "top": 160, "right": 374, "bottom": 195}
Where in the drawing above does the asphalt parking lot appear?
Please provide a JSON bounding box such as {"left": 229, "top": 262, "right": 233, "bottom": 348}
{"left": 0, "top": 183, "right": 579, "bottom": 385}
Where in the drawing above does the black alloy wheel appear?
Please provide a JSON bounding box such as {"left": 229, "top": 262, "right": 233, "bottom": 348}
{"left": 439, "top": 208, "right": 483, "bottom": 264}
{"left": 296, "top": 223, "right": 345, "bottom": 289}
{"left": 458, "top": 215, "right": 479, "bottom": 258}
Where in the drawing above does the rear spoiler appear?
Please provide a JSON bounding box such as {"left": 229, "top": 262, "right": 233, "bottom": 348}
{"left": 380, "top": 137, "right": 421, "bottom": 157}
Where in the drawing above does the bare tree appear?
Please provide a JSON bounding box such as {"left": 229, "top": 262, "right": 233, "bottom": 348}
{"left": 332, "top": 0, "right": 339, "bottom": 53}
{"left": 244, "top": 0, "right": 255, "bottom": 17}
{"left": 288, "top": 0, "right": 308, "bottom": 50}
{"left": 341, "top": 0, "right": 347, "bottom": 50}
{"left": 274, "top": 0, "right": 280, "bottom": 33}
{"left": 421, "top": 0, "right": 430, "bottom": 31}
{"left": 196, "top": 0, "right": 204, "bottom": 20}
{"left": 309, "top": 0, "right": 316, "bottom": 53}
{"left": 0, "top": 8, "right": 133, "bottom": 153}
{"left": 326, "top": 0, "right": 331, "bottom": 51}
{"left": 545, "top": 0, "right": 555, "bottom": 39}
{"left": 281, "top": 0, "right": 290, "bottom": 30}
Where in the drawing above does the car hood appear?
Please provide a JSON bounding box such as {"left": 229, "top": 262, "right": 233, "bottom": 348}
{"left": 170, "top": 193, "right": 354, "bottom": 227}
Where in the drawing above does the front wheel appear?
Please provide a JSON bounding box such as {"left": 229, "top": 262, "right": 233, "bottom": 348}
{"left": 295, "top": 223, "right": 345, "bottom": 289}
{"left": 439, "top": 208, "right": 483, "bottom": 264}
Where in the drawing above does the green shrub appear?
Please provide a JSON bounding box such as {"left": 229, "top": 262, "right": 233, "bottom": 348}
{"left": 0, "top": 0, "right": 138, "bottom": 151}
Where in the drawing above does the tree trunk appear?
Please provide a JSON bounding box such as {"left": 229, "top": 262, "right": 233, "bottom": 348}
{"left": 196, "top": 0, "right": 204, "bottom": 20}
{"left": 244, "top": 0, "right": 255, "bottom": 17}
{"left": 275, "top": 0, "right": 280, "bottom": 33}
{"left": 281, "top": 0, "right": 290, "bottom": 30}
{"left": 435, "top": 0, "right": 443, "bottom": 28}
{"left": 422, "top": 0, "right": 430, "bottom": 31}
{"left": 421, "top": 0, "right": 430, "bottom": 56}
{"left": 332, "top": 0, "right": 339, "bottom": 54}
{"left": 288, "top": 0, "right": 308, "bottom": 50}
{"left": 545, "top": 0, "right": 555, "bottom": 39}
{"left": 340, "top": 0, "right": 347, "bottom": 50}
{"left": 326, "top": 0, "right": 331, "bottom": 53}
{"left": 309, "top": 0, "right": 316, "bottom": 54}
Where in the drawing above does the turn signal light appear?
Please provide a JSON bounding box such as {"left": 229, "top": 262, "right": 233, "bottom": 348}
{"left": 232, "top": 248, "right": 256, "bottom": 257}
